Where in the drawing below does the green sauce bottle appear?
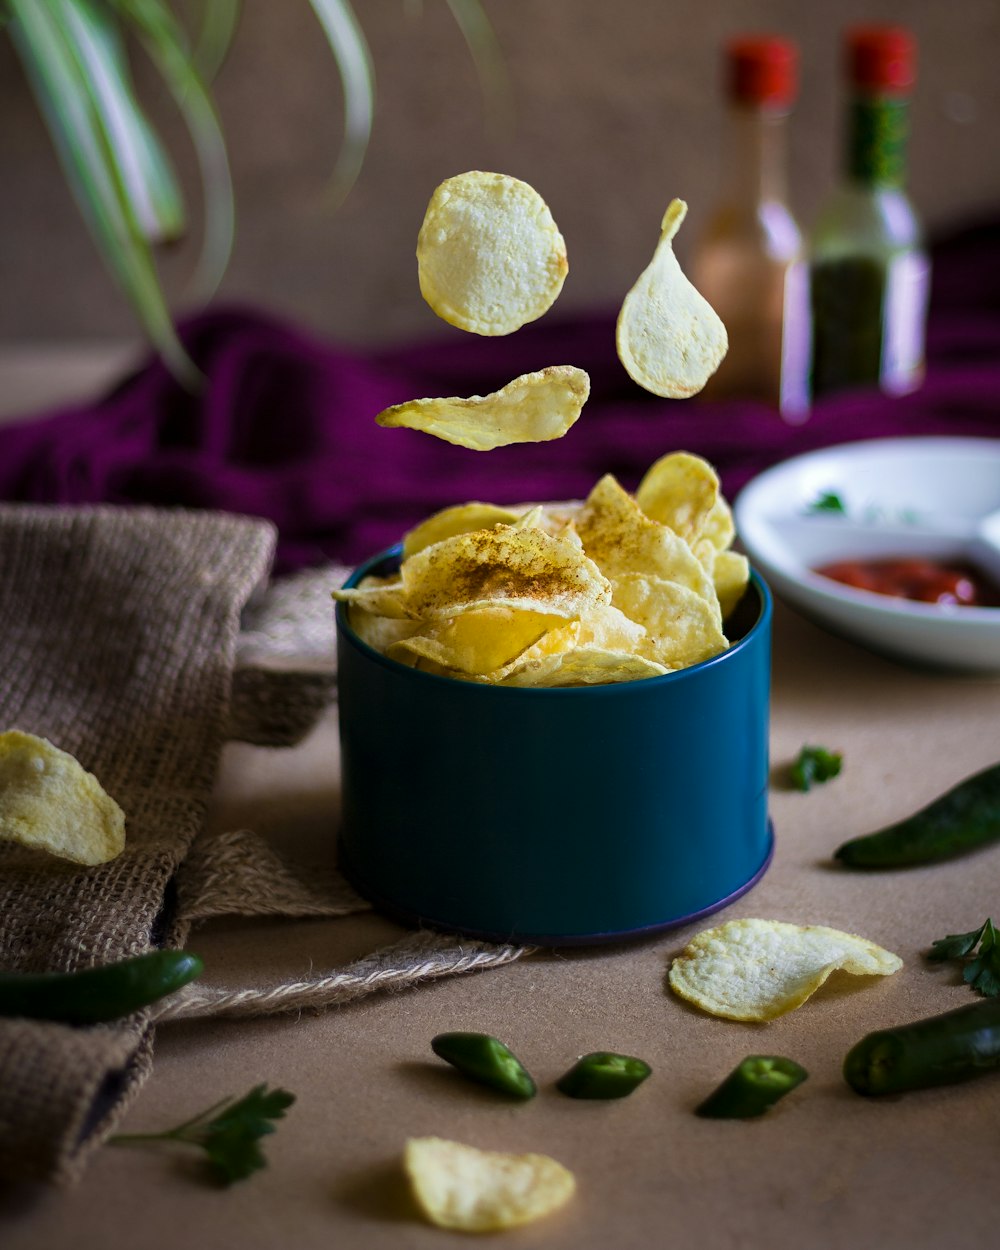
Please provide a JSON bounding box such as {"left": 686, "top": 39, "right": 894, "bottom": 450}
{"left": 808, "top": 26, "right": 930, "bottom": 400}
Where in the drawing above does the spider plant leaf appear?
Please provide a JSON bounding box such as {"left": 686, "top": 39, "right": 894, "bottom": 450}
{"left": 111, "top": 0, "right": 234, "bottom": 301}
{"left": 444, "top": 0, "right": 512, "bottom": 139}
{"left": 307, "top": 0, "right": 374, "bottom": 209}
{"left": 59, "top": 0, "right": 184, "bottom": 242}
{"left": 8, "top": 0, "right": 199, "bottom": 385}
{"left": 190, "top": 0, "right": 241, "bottom": 83}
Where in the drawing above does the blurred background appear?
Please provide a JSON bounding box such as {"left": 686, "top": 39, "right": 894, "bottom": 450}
{"left": 1, "top": 0, "right": 998, "bottom": 356}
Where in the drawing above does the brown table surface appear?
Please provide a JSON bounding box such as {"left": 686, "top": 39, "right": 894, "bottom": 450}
{"left": 2, "top": 353, "right": 999, "bottom": 1248}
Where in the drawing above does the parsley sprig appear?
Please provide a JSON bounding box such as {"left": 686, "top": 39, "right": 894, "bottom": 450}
{"left": 112, "top": 1083, "right": 295, "bottom": 1184}
{"left": 928, "top": 919, "right": 1000, "bottom": 998}
{"left": 806, "top": 491, "right": 847, "bottom": 515}
{"left": 789, "top": 745, "right": 843, "bottom": 792}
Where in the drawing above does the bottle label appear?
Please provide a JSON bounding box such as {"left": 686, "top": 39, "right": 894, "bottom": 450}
{"left": 881, "top": 251, "right": 930, "bottom": 395}
{"left": 848, "top": 99, "right": 909, "bottom": 186}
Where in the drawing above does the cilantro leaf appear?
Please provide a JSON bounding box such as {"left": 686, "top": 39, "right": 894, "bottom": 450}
{"left": 789, "top": 745, "right": 843, "bottom": 792}
{"left": 112, "top": 1083, "right": 296, "bottom": 1185}
{"left": 806, "top": 492, "right": 847, "bottom": 515}
{"left": 927, "top": 919, "right": 1000, "bottom": 998}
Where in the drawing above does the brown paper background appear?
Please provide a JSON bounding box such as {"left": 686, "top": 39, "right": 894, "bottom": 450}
{"left": 3, "top": 592, "right": 999, "bottom": 1248}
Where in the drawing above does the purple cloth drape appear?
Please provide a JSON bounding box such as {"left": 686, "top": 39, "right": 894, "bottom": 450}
{"left": 2, "top": 219, "right": 998, "bottom": 573}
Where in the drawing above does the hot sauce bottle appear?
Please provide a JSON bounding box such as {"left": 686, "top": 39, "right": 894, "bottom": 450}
{"left": 808, "top": 25, "right": 930, "bottom": 400}
{"left": 693, "top": 35, "right": 810, "bottom": 420}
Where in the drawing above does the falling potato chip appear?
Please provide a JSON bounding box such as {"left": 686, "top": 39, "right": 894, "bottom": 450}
{"left": 616, "top": 199, "right": 728, "bottom": 398}
{"left": 0, "top": 730, "right": 125, "bottom": 865}
{"left": 401, "top": 525, "right": 611, "bottom": 620}
{"left": 668, "top": 918, "right": 903, "bottom": 1022}
{"left": 635, "top": 451, "right": 720, "bottom": 544}
{"left": 375, "top": 366, "right": 590, "bottom": 452}
{"left": 402, "top": 503, "right": 522, "bottom": 559}
{"left": 416, "top": 171, "right": 569, "bottom": 336}
{"left": 404, "top": 1137, "right": 575, "bottom": 1232}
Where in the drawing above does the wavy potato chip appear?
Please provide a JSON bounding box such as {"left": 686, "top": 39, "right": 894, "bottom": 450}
{"left": 616, "top": 199, "right": 728, "bottom": 398}
{"left": 404, "top": 1137, "right": 575, "bottom": 1232}
{"left": 613, "top": 573, "right": 727, "bottom": 668}
{"left": 375, "top": 366, "right": 590, "bottom": 452}
{"left": 635, "top": 451, "right": 720, "bottom": 544}
{"left": 711, "top": 549, "right": 751, "bottom": 619}
{"left": 402, "top": 525, "right": 611, "bottom": 620}
{"left": 0, "top": 730, "right": 125, "bottom": 865}
{"left": 417, "top": 171, "right": 568, "bottom": 335}
{"left": 387, "top": 606, "right": 562, "bottom": 676}
{"left": 668, "top": 918, "right": 903, "bottom": 1022}
{"left": 402, "top": 503, "right": 522, "bottom": 559}
{"left": 503, "top": 645, "right": 670, "bottom": 688}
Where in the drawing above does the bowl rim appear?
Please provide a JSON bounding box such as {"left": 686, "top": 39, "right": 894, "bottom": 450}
{"left": 335, "top": 543, "right": 772, "bottom": 697}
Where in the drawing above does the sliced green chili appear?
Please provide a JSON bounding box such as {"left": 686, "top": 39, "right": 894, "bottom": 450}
{"left": 556, "top": 1051, "right": 652, "bottom": 1100}
{"left": 834, "top": 761, "right": 1000, "bottom": 868}
{"left": 430, "top": 1031, "right": 536, "bottom": 1099}
{"left": 695, "top": 1055, "right": 808, "bottom": 1119}
{"left": 0, "top": 949, "right": 203, "bottom": 1025}
{"left": 843, "top": 998, "right": 1000, "bottom": 1096}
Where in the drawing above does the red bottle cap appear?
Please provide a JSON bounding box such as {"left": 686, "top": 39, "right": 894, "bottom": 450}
{"left": 726, "top": 36, "right": 798, "bottom": 106}
{"left": 846, "top": 25, "right": 916, "bottom": 94}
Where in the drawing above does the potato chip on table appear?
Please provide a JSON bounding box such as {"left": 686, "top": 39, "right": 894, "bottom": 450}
{"left": 375, "top": 365, "right": 590, "bottom": 451}
{"left": 417, "top": 170, "right": 568, "bottom": 335}
{"left": 0, "top": 730, "right": 125, "bottom": 865}
{"left": 404, "top": 1137, "right": 575, "bottom": 1232}
{"left": 668, "top": 919, "right": 903, "bottom": 1021}
{"left": 617, "top": 198, "right": 729, "bottom": 397}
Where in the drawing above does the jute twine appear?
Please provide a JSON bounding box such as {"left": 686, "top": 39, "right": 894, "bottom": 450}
{"left": 0, "top": 511, "right": 527, "bottom": 1187}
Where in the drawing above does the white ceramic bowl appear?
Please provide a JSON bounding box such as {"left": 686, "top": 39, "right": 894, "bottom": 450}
{"left": 734, "top": 436, "right": 1000, "bottom": 673}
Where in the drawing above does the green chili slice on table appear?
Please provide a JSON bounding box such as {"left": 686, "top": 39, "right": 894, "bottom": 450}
{"left": 0, "top": 950, "right": 203, "bottom": 1025}
{"left": 430, "top": 1031, "right": 537, "bottom": 1099}
{"left": 834, "top": 761, "right": 1000, "bottom": 868}
{"left": 695, "top": 1055, "right": 808, "bottom": 1119}
{"left": 556, "top": 1051, "right": 652, "bottom": 1100}
{"left": 843, "top": 998, "right": 1000, "bottom": 1096}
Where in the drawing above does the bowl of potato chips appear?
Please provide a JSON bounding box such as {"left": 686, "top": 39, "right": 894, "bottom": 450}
{"left": 334, "top": 454, "right": 774, "bottom": 945}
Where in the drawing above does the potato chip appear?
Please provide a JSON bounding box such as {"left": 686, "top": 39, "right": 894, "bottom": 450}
{"left": 404, "top": 1136, "right": 575, "bottom": 1232}
{"left": 613, "top": 573, "right": 727, "bottom": 668}
{"left": 635, "top": 451, "right": 720, "bottom": 544}
{"left": 401, "top": 524, "right": 611, "bottom": 620}
{"left": 332, "top": 576, "right": 410, "bottom": 619}
{"left": 375, "top": 366, "right": 590, "bottom": 452}
{"left": 711, "top": 549, "right": 751, "bottom": 619}
{"left": 503, "top": 646, "right": 670, "bottom": 687}
{"left": 576, "top": 474, "right": 719, "bottom": 613}
{"left": 616, "top": 199, "right": 728, "bottom": 398}
{"left": 387, "top": 606, "right": 562, "bottom": 676}
{"left": 348, "top": 608, "right": 422, "bottom": 654}
{"left": 668, "top": 918, "right": 903, "bottom": 1022}
{"left": 0, "top": 730, "right": 125, "bottom": 865}
{"left": 402, "top": 503, "right": 522, "bottom": 559}
{"left": 416, "top": 171, "right": 569, "bottom": 336}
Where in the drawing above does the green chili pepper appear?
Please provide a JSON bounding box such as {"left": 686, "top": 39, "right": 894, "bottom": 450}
{"left": 556, "top": 1051, "right": 652, "bottom": 1100}
{"left": 0, "top": 950, "right": 203, "bottom": 1025}
{"left": 843, "top": 998, "right": 1000, "bottom": 1096}
{"left": 695, "top": 1055, "right": 808, "bottom": 1119}
{"left": 430, "top": 1031, "right": 536, "bottom": 1099}
{"left": 834, "top": 761, "right": 1000, "bottom": 868}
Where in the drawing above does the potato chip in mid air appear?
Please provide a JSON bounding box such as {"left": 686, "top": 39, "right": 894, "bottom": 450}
{"left": 417, "top": 171, "right": 569, "bottom": 335}
{"left": 375, "top": 366, "right": 590, "bottom": 451}
{"left": 404, "top": 1137, "right": 575, "bottom": 1232}
{"left": 0, "top": 730, "right": 125, "bottom": 865}
{"left": 616, "top": 199, "right": 728, "bottom": 398}
{"left": 668, "top": 918, "right": 903, "bottom": 1022}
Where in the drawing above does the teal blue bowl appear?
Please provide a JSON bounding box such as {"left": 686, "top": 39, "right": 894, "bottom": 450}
{"left": 336, "top": 548, "right": 773, "bottom": 946}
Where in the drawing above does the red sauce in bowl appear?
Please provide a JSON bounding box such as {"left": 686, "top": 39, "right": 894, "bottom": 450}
{"left": 815, "top": 557, "right": 1000, "bottom": 608}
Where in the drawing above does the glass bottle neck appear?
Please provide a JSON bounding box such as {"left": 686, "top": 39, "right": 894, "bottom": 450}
{"left": 844, "top": 95, "right": 911, "bottom": 188}
{"left": 720, "top": 104, "right": 792, "bottom": 210}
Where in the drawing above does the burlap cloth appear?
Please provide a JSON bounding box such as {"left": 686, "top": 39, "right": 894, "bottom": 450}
{"left": 0, "top": 507, "right": 524, "bottom": 1186}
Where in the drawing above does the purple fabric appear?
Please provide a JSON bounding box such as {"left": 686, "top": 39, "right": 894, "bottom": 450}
{"left": 2, "top": 220, "right": 999, "bottom": 573}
